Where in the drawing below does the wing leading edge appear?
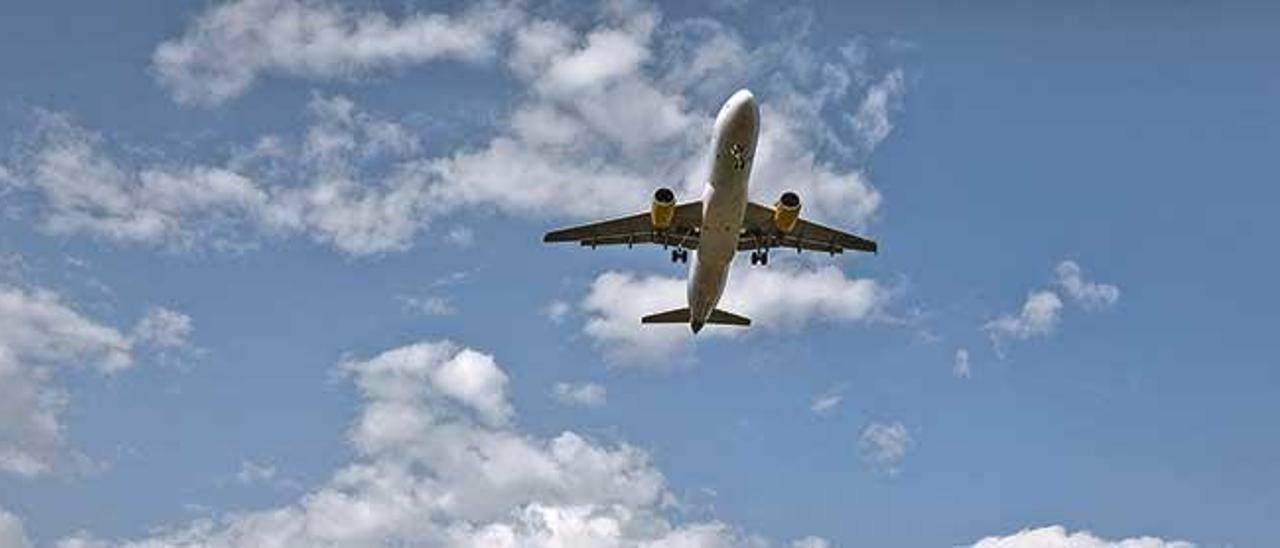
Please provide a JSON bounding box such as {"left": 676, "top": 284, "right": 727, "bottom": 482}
{"left": 542, "top": 201, "right": 703, "bottom": 249}
{"left": 739, "top": 202, "right": 877, "bottom": 255}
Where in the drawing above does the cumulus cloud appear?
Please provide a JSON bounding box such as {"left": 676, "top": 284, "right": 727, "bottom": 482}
{"left": 62, "top": 340, "right": 800, "bottom": 546}
{"left": 972, "top": 525, "right": 1194, "bottom": 548}
{"left": 153, "top": 0, "right": 524, "bottom": 105}
{"left": 581, "top": 261, "right": 887, "bottom": 363}
{"left": 859, "top": 421, "right": 910, "bottom": 473}
{"left": 984, "top": 261, "right": 1118, "bottom": 354}
{"left": 7, "top": 1, "right": 901, "bottom": 256}
{"left": 0, "top": 286, "right": 137, "bottom": 476}
{"left": 553, "top": 382, "right": 608, "bottom": 408}
{"left": 0, "top": 508, "right": 31, "bottom": 548}
{"left": 984, "top": 290, "right": 1063, "bottom": 351}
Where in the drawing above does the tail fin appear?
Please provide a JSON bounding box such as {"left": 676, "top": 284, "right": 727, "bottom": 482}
{"left": 641, "top": 308, "right": 752, "bottom": 327}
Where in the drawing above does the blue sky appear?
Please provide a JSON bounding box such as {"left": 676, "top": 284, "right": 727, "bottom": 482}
{"left": 0, "top": 0, "right": 1277, "bottom": 546}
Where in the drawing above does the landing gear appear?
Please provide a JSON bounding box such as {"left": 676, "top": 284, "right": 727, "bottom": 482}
{"left": 670, "top": 248, "right": 689, "bottom": 264}
{"left": 749, "top": 250, "right": 769, "bottom": 266}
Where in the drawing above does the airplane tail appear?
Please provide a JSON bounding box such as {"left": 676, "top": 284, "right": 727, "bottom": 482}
{"left": 641, "top": 307, "right": 751, "bottom": 333}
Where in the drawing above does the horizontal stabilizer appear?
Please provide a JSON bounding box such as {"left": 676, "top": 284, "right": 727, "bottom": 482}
{"left": 640, "top": 308, "right": 751, "bottom": 327}
{"left": 641, "top": 308, "right": 690, "bottom": 324}
{"left": 706, "top": 308, "right": 751, "bottom": 326}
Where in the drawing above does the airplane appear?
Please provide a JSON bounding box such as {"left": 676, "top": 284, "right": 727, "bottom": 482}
{"left": 543, "top": 89, "right": 878, "bottom": 333}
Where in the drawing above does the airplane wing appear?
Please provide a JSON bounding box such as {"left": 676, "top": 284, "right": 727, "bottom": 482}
{"left": 543, "top": 201, "right": 703, "bottom": 249}
{"left": 740, "top": 202, "right": 878, "bottom": 255}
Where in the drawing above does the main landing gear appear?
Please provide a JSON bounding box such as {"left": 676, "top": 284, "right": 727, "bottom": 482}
{"left": 749, "top": 249, "right": 769, "bottom": 266}
{"left": 670, "top": 248, "right": 689, "bottom": 264}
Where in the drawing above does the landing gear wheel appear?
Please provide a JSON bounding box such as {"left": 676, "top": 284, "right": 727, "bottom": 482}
{"left": 671, "top": 249, "right": 689, "bottom": 264}
{"left": 760, "top": 250, "right": 769, "bottom": 266}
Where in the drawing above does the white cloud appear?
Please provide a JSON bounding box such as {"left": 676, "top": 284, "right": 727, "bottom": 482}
{"left": 64, "top": 340, "right": 783, "bottom": 546}
{"left": 953, "top": 347, "right": 971, "bottom": 379}
{"left": 850, "top": 69, "right": 905, "bottom": 153}
{"left": 809, "top": 386, "right": 844, "bottom": 415}
{"left": 400, "top": 295, "right": 455, "bottom": 316}
{"left": 153, "top": 0, "right": 523, "bottom": 105}
{"left": 544, "top": 300, "right": 572, "bottom": 323}
{"left": 581, "top": 262, "right": 887, "bottom": 364}
{"left": 984, "top": 290, "right": 1063, "bottom": 351}
{"left": 1055, "top": 260, "right": 1120, "bottom": 310}
{"left": 132, "top": 306, "right": 194, "bottom": 348}
{"left": 859, "top": 421, "right": 910, "bottom": 473}
{"left": 10, "top": 2, "right": 901, "bottom": 257}
{"left": 791, "top": 536, "right": 832, "bottom": 548}
{"left": 0, "top": 508, "right": 32, "bottom": 548}
{"left": 234, "top": 459, "right": 277, "bottom": 486}
{"left": 553, "top": 382, "right": 607, "bottom": 408}
{"left": 0, "top": 286, "right": 136, "bottom": 476}
{"left": 972, "top": 525, "right": 1194, "bottom": 548}
{"left": 11, "top": 113, "right": 273, "bottom": 250}
{"left": 444, "top": 226, "right": 474, "bottom": 247}
{"left": 984, "top": 261, "right": 1119, "bottom": 354}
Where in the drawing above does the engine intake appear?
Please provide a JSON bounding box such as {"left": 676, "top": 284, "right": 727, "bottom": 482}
{"left": 651, "top": 187, "right": 677, "bottom": 229}
{"left": 773, "top": 191, "right": 801, "bottom": 233}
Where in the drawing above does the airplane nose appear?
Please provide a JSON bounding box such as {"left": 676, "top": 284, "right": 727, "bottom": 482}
{"left": 729, "top": 89, "right": 757, "bottom": 123}
{"left": 718, "top": 89, "right": 758, "bottom": 134}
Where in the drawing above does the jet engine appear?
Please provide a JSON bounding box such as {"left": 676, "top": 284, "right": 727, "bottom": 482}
{"left": 651, "top": 187, "right": 677, "bottom": 229}
{"left": 773, "top": 191, "right": 801, "bottom": 233}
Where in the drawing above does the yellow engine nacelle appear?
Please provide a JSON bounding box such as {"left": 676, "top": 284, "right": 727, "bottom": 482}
{"left": 773, "top": 191, "right": 801, "bottom": 233}
{"left": 651, "top": 187, "right": 677, "bottom": 229}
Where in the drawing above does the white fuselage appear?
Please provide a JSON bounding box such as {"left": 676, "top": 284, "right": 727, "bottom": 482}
{"left": 688, "top": 90, "right": 759, "bottom": 330}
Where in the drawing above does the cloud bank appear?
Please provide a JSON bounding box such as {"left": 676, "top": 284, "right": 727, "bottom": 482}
{"left": 58, "top": 340, "right": 820, "bottom": 547}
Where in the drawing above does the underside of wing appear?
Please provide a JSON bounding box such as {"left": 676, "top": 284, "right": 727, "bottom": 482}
{"left": 543, "top": 201, "right": 703, "bottom": 249}
{"left": 740, "top": 202, "right": 877, "bottom": 255}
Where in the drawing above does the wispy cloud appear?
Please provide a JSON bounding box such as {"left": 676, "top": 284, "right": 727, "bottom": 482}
{"left": 400, "top": 295, "right": 455, "bottom": 316}
{"left": 859, "top": 420, "right": 911, "bottom": 474}
{"left": 552, "top": 381, "right": 607, "bottom": 407}
{"left": 953, "top": 347, "right": 971, "bottom": 379}
{"left": 810, "top": 385, "right": 846, "bottom": 415}
{"left": 152, "top": 0, "right": 523, "bottom": 105}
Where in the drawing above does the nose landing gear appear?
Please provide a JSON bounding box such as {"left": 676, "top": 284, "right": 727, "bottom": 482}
{"left": 670, "top": 249, "right": 689, "bottom": 264}
{"left": 749, "top": 250, "right": 769, "bottom": 266}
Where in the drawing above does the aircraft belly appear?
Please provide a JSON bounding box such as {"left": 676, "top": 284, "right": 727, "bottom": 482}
{"left": 688, "top": 176, "right": 746, "bottom": 323}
